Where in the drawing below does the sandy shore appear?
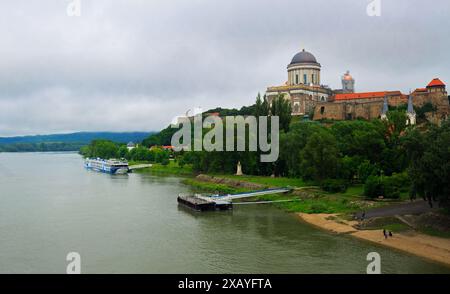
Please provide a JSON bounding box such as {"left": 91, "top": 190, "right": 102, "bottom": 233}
{"left": 298, "top": 213, "right": 450, "bottom": 267}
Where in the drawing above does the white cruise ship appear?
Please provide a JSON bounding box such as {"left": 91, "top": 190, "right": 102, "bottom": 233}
{"left": 85, "top": 158, "right": 129, "bottom": 174}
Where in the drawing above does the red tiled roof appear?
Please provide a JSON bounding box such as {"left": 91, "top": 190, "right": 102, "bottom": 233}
{"left": 414, "top": 88, "right": 427, "bottom": 92}
{"left": 333, "top": 91, "right": 401, "bottom": 101}
{"left": 427, "top": 78, "right": 445, "bottom": 87}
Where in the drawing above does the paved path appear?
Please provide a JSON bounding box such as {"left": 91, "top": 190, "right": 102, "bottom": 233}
{"left": 355, "top": 200, "right": 438, "bottom": 219}
{"left": 129, "top": 164, "right": 153, "bottom": 170}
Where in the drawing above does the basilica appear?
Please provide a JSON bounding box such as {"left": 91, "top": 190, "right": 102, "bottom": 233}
{"left": 266, "top": 49, "right": 450, "bottom": 123}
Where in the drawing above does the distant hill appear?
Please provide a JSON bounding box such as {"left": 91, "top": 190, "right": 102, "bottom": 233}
{"left": 0, "top": 132, "right": 153, "bottom": 145}
{"left": 0, "top": 132, "right": 154, "bottom": 152}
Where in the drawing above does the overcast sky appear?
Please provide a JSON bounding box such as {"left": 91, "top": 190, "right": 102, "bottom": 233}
{"left": 0, "top": 0, "right": 449, "bottom": 136}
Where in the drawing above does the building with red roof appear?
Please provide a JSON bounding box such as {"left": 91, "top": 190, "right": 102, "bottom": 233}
{"left": 427, "top": 78, "right": 446, "bottom": 88}
{"left": 265, "top": 49, "right": 449, "bottom": 122}
{"left": 313, "top": 78, "right": 448, "bottom": 122}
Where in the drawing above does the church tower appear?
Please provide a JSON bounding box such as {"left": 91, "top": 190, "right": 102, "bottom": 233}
{"left": 406, "top": 94, "right": 416, "bottom": 125}
{"left": 381, "top": 96, "right": 388, "bottom": 121}
{"left": 342, "top": 71, "right": 355, "bottom": 93}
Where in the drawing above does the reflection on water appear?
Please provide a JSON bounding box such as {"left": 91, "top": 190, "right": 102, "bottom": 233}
{"left": 0, "top": 152, "right": 449, "bottom": 274}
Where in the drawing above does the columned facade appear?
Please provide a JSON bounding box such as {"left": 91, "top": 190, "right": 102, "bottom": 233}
{"left": 266, "top": 49, "right": 332, "bottom": 117}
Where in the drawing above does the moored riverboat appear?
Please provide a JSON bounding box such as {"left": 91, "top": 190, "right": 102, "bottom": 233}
{"left": 85, "top": 158, "right": 129, "bottom": 174}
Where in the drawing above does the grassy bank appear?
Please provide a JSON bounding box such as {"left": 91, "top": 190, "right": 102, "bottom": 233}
{"left": 133, "top": 162, "right": 390, "bottom": 215}
{"left": 182, "top": 178, "right": 252, "bottom": 194}
{"left": 134, "top": 161, "right": 194, "bottom": 176}
{"left": 183, "top": 173, "right": 378, "bottom": 214}
{"left": 213, "top": 174, "right": 309, "bottom": 188}
{"left": 252, "top": 185, "right": 376, "bottom": 214}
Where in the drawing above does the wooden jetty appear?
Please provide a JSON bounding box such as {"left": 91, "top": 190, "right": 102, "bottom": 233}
{"left": 177, "top": 187, "right": 292, "bottom": 212}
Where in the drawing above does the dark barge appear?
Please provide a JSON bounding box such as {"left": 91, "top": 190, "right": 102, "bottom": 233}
{"left": 177, "top": 188, "right": 292, "bottom": 212}
{"left": 177, "top": 194, "right": 233, "bottom": 211}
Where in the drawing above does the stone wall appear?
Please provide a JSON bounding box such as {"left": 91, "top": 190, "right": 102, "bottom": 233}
{"left": 412, "top": 91, "right": 450, "bottom": 116}
{"left": 313, "top": 91, "right": 449, "bottom": 122}
{"left": 313, "top": 101, "right": 384, "bottom": 121}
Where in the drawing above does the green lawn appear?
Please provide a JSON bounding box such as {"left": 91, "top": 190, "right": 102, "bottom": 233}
{"left": 250, "top": 192, "right": 363, "bottom": 214}
{"left": 182, "top": 178, "right": 251, "bottom": 194}
{"left": 417, "top": 227, "right": 450, "bottom": 239}
{"left": 135, "top": 161, "right": 194, "bottom": 176}
{"left": 383, "top": 223, "right": 411, "bottom": 232}
{"left": 340, "top": 185, "right": 364, "bottom": 196}
{"left": 214, "top": 174, "right": 309, "bottom": 188}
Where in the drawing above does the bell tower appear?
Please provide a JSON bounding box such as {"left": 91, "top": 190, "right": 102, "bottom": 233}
{"left": 342, "top": 71, "right": 355, "bottom": 93}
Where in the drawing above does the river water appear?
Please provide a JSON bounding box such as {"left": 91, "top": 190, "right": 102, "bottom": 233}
{"left": 0, "top": 152, "right": 448, "bottom": 274}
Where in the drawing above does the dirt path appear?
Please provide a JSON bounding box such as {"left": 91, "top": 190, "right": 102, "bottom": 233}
{"left": 298, "top": 213, "right": 450, "bottom": 267}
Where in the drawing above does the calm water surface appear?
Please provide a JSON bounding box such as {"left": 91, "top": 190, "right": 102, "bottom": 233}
{"left": 0, "top": 152, "right": 449, "bottom": 274}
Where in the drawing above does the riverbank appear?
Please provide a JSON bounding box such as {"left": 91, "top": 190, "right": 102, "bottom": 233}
{"left": 182, "top": 173, "right": 450, "bottom": 266}
{"left": 298, "top": 213, "right": 450, "bottom": 267}
{"left": 133, "top": 161, "right": 194, "bottom": 176}
{"left": 187, "top": 174, "right": 381, "bottom": 214}
{"left": 135, "top": 169, "right": 450, "bottom": 266}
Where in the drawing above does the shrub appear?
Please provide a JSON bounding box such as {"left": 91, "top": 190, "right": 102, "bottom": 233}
{"left": 364, "top": 175, "right": 401, "bottom": 199}
{"left": 389, "top": 172, "right": 410, "bottom": 192}
{"left": 320, "top": 179, "right": 348, "bottom": 193}
{"left": 357, "top": 160, "right": 380, "bottom": 183}
{"left": 364, "top": 176, "right": 383, "bottom": 199}
{"left": 381, "top": 176, "right": 401, "bottom": 199}
{"left": 309, "top": 203, "right": 328, "bottom": 213}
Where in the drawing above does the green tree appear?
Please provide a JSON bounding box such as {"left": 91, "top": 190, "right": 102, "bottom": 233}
{"left": 118, "top": 145, "right": 129, "bottom": 159}
{"left": 300, "top": 130, "right": 339, "bottom": 181}
{"left": 80, "top": 140, "right": 119, "bottom": 159}
{"left": 331, "top": 120, "right": 386, "bottom": 164}
{"left": 409, "top": 120, "right": 450, "bottom": 208}
{"left": 280, "top": 122, "right": 322, "bottom": 177}
{"left": 270, "top": 94, "right": 292, "bottom": 133}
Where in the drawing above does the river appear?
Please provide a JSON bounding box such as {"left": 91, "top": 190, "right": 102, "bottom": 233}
{"left": 0, "top": 152, "right": 448, "bottom": 274}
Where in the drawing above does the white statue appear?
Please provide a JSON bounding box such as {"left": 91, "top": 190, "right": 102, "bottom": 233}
{"left": 236, "top": 161, "right": 243, "bottom": 176}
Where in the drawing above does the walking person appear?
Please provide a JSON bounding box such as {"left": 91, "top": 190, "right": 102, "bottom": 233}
{"left": 383, "top": 229, "right": 388, "bottom": 239}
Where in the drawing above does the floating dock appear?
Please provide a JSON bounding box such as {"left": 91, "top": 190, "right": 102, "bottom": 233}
{"left": 177, "top": 188, "right": 292, "bottom": 212}
{"left": 177, "top": 194, "right": 232, "bottom": 211}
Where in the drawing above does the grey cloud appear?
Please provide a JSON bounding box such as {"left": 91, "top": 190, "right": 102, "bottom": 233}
{"left": 0, "top": 0, "right": 449, "bottom": 136}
